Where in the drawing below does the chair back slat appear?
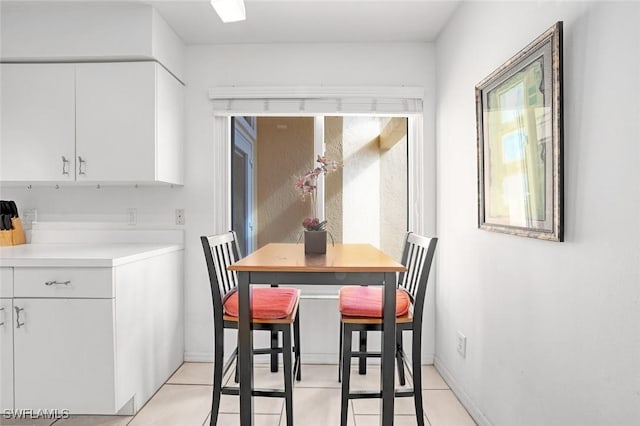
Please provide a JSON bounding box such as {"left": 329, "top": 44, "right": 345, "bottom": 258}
{"left": 218, "top": 243, "right": 231, "bottom": 293}
{"left": 201, "top": 231, "right": 243, "bottom": 321}
{"left": 214, "top": 243, "right": 232, "bottom": 295}
{"left": 397, "top": 232, "right": 438, "bottom": 324}
{"left": 405, "top": 246, "right": 417, "bottom": 297}
{"left": 222, "top": 241, "right": 239, "bottom": 292}
{"left": 400, "top": 243, "right": 417, "bottom": 299}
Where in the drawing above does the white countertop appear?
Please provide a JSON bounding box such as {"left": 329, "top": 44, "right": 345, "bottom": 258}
{"left": 0, "top": 243, "right": 184, "bottom": 267}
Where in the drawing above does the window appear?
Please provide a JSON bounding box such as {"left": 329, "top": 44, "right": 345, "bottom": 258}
{"left": 231, "top": 115, "right": 408, "bottom": 260}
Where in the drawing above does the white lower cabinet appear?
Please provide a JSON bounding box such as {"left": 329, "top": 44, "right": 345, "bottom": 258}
{"left": 0, "top": 250, "right": 183, "bottom": 415}
{"left": 13, "top": 298, "right": 115, "bottom": 413}
{"left": 0, "top": 298, "right": 14, "bottom": 410}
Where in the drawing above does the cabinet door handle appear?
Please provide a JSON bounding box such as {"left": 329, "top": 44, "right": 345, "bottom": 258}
{"left": 78, "top": 156, "right": 86, "bottom": 175}
{"left": 15, "top": 306, "right": 24, "bottom": 328}
{"left": 45, "top": 280, "right": 71, "bottom": 286}
{"left": 62, "top": 156, "right": 70, "bottom": 175}
{"left": 0, "top": 307, "right": 5, "bottom": 326}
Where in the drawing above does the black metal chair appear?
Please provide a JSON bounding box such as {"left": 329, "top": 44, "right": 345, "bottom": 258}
{"left": 338, "top": 233, "right": 437, "bottom": 426}
{"left": 201, "top": 232, "right": 301, "bottom": 426}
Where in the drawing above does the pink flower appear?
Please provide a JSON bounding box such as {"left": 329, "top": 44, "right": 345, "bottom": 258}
{"left": 294, "top": 155, "right": 342, "bottom": 229}
{"left": 302, "top": 217, "right": 327, "bottom": 231}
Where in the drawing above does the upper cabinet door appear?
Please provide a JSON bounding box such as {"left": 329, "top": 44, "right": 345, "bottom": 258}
{"left": 75, "top": 62, "right": 156, "bottom": 182}
{"left": 0, "top": 64, "right": 76, "bottom": 182}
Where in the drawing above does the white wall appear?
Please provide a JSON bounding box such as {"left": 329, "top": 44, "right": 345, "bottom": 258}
{"left": 435, "top": 2, "right": 640, "bottom": 425}
{"left": 184, "top": 43, "right": 437, "bottom": 361}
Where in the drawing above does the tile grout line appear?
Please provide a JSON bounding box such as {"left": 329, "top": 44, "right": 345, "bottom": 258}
{"left": 66, "top": 363, "right": 452, "bottom": 426}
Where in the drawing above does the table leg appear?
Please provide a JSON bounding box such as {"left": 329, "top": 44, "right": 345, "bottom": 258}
{"left": 238, "top": 271, "right": 254, "bottom": 426}
{"left": 358, "top": 331, "right": 367, "bottom": 375}
{"left": 381, "top": 272, "right": 396, "bottom": 426}
{"left": 270, "top": 284, "right": 279, "bottom": 372}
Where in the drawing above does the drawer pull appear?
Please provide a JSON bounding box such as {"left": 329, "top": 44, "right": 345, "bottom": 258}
{"left": 0, "top": 307, "right": 4, "bottom": 326}
{"left": 15, "top": 306, "right": 24, "bottom": 328}
{"left": 45, "top": 280, "right": 71, "bottom": 286}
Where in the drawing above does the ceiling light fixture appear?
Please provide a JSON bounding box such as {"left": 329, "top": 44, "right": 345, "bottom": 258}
{"left": 210, "top": 0, "right": 246, "bottom": 23}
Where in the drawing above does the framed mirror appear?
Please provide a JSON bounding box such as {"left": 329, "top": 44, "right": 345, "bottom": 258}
{"left": 476, "top": 22, "right": 563, "bottom": 241}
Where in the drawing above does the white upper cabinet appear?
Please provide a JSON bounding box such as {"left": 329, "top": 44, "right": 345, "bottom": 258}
{"left": 0, "top": 62, "right": 184, "bottom": 185}
{"left": 76, "top": 62, "right": 156, "bottom": 183}
{"left": 0, "top": 64, "right": 76, "bottom": 182}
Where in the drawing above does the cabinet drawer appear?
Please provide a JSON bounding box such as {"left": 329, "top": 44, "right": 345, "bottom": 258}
{"left": 14, "top": 268, "right": 114, "bottom": 298}
{"left": 0, "top": 268, "right": 12, "bottom": 297}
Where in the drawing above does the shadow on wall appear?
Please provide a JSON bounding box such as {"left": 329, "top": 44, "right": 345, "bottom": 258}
{"left": 256, "top": 198, "right": 311, "bottom": 245}
{"left": 325, "top": 116, "right": 344, "bottom": 244}
{"left": 256, "top": 117, "right": 314, "bottom": 247}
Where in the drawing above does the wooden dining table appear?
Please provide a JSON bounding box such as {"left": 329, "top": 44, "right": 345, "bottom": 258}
{"left": 228, "top": 243, "right": 406, "bottom": 425}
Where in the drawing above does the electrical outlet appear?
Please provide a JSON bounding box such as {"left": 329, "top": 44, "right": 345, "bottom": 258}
{"left": 127, "top": 208, "right": 137, "bottom": 226}
{"left": 456, "top": 332, "right": 467, "bottom": 358}
{"left": 175, "top": 208, "right": 185, "bottom": 225}
{"left": 22, "top": 208, "right": 37, "bottom": 229}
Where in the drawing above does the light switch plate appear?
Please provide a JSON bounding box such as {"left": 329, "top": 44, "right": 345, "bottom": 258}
{"left": 456, "top": 331, "right": 467, "bottom": 358}
{"left": 22, "top": 208, "right": 38, "bottom": 229}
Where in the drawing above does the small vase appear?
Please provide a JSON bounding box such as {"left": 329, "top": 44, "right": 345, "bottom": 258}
{"left": 304, "top": 230, "right": 327, "bottom": 254}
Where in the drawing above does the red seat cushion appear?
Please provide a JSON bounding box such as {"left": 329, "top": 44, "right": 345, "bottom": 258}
{"left": 339, "top": 286, "right": 411, "bottom": 318}
{"left": 223, "top": 288, "right": 299, "bottom": 320}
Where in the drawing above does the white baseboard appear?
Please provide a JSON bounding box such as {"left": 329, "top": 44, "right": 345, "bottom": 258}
{"left": 184, "top": 352, "right": 214, "bottom": 362}
{"left": 434, "top": 356, "right": 492, "bottom": 426}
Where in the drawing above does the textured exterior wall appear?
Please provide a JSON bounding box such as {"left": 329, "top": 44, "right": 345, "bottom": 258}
{"left": 340, "top": 116, "right": 406, "bottom": 254}
{"left": 324, "top": 117, "right": 343, "bottom": 243}
{"left": 341, "top": 116, "right": 382, "bottom": 247}
{"left": 380, "top": 118, "right": 408, "bottom": 261}
{"left": 256, "top": 117, "right": 314, "bottom": 247}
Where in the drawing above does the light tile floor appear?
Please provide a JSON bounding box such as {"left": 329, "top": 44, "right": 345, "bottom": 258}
{"left": 2, "top": 363, "right": 476, "bottom": 426}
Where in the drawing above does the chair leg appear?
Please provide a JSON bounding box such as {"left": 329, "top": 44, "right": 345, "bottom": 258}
{"left": 358, "top": 331, "right": 367, "bottom": 375}
{"left": 270, "top": 284, "right": 279, "bottom": 373}
{"left": 396, "top": 329, "right": 406, "bottom": 386}
{"left": 294, "top": 308, "right": 302, "bottom": 381}
{"left": 282, "top": 327, "right": 294, "bottom": 426}
{"left": 271, "top": 330, "right": 279, "bottom": 373}
{"left": 234, "top": 334, "right": 240, "bottom": 383}
{"left": 340, "top": 324, "right": 353, "bottom": 426}
{"left": 338, "top": 321, "right": 343, "bottom": 382}
{"left": 234, "top": 353, "right": 240, "bottom": 383}
{"left": 211, "top": 328, "right": 224, "bottom": 426}
{"left": 412, "top": 329, "right": 425, "bottom": 426}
